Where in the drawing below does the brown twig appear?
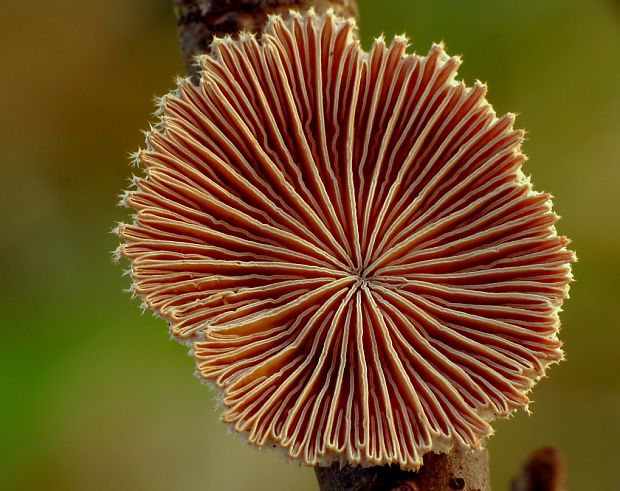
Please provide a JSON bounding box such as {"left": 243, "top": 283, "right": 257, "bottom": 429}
{"left": 315, "top": 446, "right": 490, "bottom": 491}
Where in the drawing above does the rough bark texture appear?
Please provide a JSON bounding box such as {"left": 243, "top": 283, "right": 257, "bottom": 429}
{"left": 172, "top": 0, "right": 359, "bottom": 76}
{"left": 315, "top": 446, "right": 490, "bottom": 491}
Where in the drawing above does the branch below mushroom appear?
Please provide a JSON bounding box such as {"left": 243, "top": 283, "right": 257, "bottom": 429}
{"left": 316, "top": 446, "right": 490, "bottom": 491}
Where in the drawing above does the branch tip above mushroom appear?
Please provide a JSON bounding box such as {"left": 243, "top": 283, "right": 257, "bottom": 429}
{"left": 118, "top": 9, "right": 575, "bottom": 470}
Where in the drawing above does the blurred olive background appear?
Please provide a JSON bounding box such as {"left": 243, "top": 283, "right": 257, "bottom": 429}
{"left": 1, "top": 0, "right": 619, "bottom": 489}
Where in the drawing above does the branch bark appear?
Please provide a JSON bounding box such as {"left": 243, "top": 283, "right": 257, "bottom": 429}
{"left": 315, "top": 446, "right": 490, "bottom": 491}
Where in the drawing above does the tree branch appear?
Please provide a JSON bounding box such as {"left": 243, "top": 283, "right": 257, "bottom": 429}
{"left": 315, "top": 446, "right": 490, "bottom": 491}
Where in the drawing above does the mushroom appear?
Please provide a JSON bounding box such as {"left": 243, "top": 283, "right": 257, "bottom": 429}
{"left": 117, "top": 9, "right": 574, "bottom": 473}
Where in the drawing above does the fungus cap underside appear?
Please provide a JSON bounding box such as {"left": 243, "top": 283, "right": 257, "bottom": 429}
{"left": 117, "top": 9, "right": 575, "bottom": 470}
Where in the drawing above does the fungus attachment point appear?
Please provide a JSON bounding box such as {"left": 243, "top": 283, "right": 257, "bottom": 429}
{"left": 119, "top": 10, "right": 574, "bottom": 471}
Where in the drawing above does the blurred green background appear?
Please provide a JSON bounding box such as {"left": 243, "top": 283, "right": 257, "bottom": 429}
{"left": 1, "top": 0, "right": 619, "bottom": 489}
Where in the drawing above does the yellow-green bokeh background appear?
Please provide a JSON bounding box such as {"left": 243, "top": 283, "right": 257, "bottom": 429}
{"left": 2, "top": 1, "right": 619, "bottom": 489}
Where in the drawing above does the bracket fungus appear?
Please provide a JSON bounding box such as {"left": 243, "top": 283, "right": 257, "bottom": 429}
{"left": 117, "top": 10, "right": 574, "bottom": 472}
